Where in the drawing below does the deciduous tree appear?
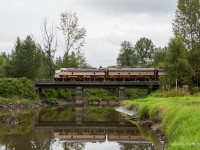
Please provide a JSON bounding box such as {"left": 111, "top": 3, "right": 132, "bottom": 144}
{"left": 134, "top": 37, "right": 155, "bottom": 67}
{"left": 164, "top": 36, "right": 193, "bottom": 86}
{"left": 41, "top": 18, "right": 57, "bottom": 79}
{"left": 173, "top": 0, "right": 200, "bottom": 51}
{"left": 116, "top": 41, "right": 136, "bottom": 67}
{"left": 58, "top": 11, "right": 87, "bottom": 68}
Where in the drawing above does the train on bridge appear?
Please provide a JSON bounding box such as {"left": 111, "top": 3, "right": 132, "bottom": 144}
{"left": 54, "top": 67, "right": 165, "bottom": 81}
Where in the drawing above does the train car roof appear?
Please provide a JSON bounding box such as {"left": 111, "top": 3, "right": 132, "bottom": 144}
{"left": 108, "top": 68, "right": 155, "bottom": 72}
{"left": 60, "top": 68, "right": 105, "bottom": 72}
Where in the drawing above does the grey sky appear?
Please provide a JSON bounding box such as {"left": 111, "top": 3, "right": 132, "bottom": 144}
{"left": 0, "top": 0, "right": 178, "bottom": 67}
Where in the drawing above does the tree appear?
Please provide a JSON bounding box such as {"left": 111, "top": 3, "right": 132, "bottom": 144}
{"left": 0, "top": 52, "right": 8, "bottom": 77}
{"left": 153, "top": 47, "right": 167, "bottom": 68}
{"left": 116, "top": 41, "right": 136, "bottom": 67}
{"left": 134, "top": 37, "right": 155, "bottom": 67}
{"left": 58, "top": 11, "right": 87, "bottom": 68}
{"left": 59, "top": 12, "right": 86, "bottom": 55}
{"left": 173, "top": 0, "right": 200, "bottom": 51}
{"left": 41, "top": 18, "right": 57, "bottom": 79}
{"left": 6, "top": 36, "right": 42, "bottom": 80}
{"left": 164, "top": 36, "right": 193, "bottom": 86}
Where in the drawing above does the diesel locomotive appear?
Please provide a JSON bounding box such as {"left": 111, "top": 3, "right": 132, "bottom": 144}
{"left": 54, "top": 67, "right": 165, "bottom": 81}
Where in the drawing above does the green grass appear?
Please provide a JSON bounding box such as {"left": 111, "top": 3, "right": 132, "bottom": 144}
{"left": 122, "top": 92, "right": 200, "bottom": 150}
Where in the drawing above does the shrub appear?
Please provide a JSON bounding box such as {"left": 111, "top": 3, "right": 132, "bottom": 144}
{"left": 0, "top": 77, "right": 36, "bottom": 99}
{"left": 190, "top": 87, "right": 199, "bottom": 95}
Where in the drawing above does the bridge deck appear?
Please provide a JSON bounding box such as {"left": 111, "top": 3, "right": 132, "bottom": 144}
{"left": 34, "top": 81, "right": 160, "bottom": 89}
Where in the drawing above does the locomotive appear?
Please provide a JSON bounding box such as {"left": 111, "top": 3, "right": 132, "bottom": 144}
{"left": 54, "top": 67, "right": 165, "bottom": 81}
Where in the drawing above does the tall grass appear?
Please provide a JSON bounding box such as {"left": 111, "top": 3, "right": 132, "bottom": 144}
{"left": 123, "top": 94, "right": 200, "bottom": 150}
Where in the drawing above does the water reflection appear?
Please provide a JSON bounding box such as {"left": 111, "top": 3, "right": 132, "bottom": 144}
{"left": 0, "top": 107, "right": 158, "bottom": 150}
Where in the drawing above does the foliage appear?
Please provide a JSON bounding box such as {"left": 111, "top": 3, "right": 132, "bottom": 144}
{"left": 164, "top": 36, "right": 193, "bottom": 85}
{"left": 41, "top": 88, "right": 75, "bottom": 101}
{"left": 58, "top": 11, "right": 88, "bottom": 68}
{"left": 41, "top": 89, "right": 58, "bottom": 101}
{"left": 153, "top": 47, "right": 167, "bottom": 68}
{"left": 134, "top": 37, "right": 155, "bottom": 67}
{"left": 84, "top": 88, "right": 118, "bottom": 100}
{"left": 40, "top": 107, "right": 75, "bottom": 121}
{"left": 0, "top": 53, "right": 7, "bottom": 77}
{"left": 173, "top": 0, "right": 200, "bottom": 51}
{"left": 116, "top": 38, "right": 156, "bottom": 67}
{"left": 149, "top": 89, "right": 190, "bottom": 97}
{"left": 173, "top": 0, "right": 200, "bottom": 86}
{"left": 125, "top": 89, "right": 148, "bottom": 99}
{"left": 0, "top": 109, "right": 39, "bottom": 135}
{"left": 187, "top": 50, "right": 200, "bottom": 86}
{"left": 5, "top": 36, "right": 42, "bottom": 80}
{"left": 0, "top": 78, "right": 36, "bottom": 99}
{"left": 190, "top": 87, "right": 199, "bottom": 95}
{"left": 83, "top": 106, "right": 119, "bottom": 122}
{"left": 123, "top": 95, "right": 200, "bottom": 150}
{"left": 116, "top": 41, "right": 136, "bottom": 67}
{"left": 59, "top": 11, "right": 86, "bottom": 55}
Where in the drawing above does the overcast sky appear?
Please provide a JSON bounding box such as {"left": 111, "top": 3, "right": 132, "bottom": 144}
{"left": 0, "top": 0, "right": 178, "bottom": 67}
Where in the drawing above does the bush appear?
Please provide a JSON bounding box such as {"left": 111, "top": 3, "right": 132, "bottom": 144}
{"left": 190, "top": 87, "right": 199, "bottom": 95}
{"left": 125, "top": 89, "right": 148, "bottom": 99}
{"left": 0, "top": 77, "right": 36, "bottom": 99}
{"left": 41, "top": 88, "right": 76, "bottom": 101}
{"left": 84, "top": 88, "right": 118, "bottom": 100}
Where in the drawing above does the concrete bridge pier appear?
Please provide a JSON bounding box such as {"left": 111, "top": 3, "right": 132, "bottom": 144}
{"left": 36, "top": 87, "right": 42, "bottom": 98}
{"left": 75, "top": 107, "right": 83, "bottom": 124}
{"left": 75, "top": 87, "right": 83, "bottom": 105}
{"left": 119, "top": 87, "right": 126, "bottom": 102}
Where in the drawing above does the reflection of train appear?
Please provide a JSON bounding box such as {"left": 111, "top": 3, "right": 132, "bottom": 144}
{"left": 54, "top": 68, "right": 165, "bottom": 81}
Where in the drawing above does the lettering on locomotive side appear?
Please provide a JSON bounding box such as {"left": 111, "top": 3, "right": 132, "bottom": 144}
{"left": 68, "top": 75, "right": 78, "bottom": 78}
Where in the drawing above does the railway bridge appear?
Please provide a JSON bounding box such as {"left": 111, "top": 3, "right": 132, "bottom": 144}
{"left": 34, "top": 80, "right": 160, "bottom": 104}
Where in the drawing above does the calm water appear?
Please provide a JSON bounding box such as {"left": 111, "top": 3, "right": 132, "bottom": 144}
{"left": 0, "top": 106, "right": 160, "bottom": 150}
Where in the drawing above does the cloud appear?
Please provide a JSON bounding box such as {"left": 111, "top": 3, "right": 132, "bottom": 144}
{"left": 79, "top": 0, "right": 177, "bottom": 15}
{"left": 0, "top": 0, "right": 178, "bottom": 67}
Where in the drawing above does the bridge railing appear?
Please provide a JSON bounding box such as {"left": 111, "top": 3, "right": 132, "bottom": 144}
{"left": 34, "top": 78, "right": 159, "bottom": 83}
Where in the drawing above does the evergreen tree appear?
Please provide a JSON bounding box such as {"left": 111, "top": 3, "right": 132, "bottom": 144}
{"left": 6, "top": 36, "right": 42, "bottom": 80}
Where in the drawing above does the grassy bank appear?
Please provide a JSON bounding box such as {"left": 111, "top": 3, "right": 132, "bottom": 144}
{"left": 122, "top": 91, "right": 200, "bottom": 150}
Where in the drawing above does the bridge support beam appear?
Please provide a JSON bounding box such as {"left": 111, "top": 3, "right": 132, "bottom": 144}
{"left": 75, "top": 87, "right": 83, "bottom": 105}
{"left": 119, "top": 87, "right": 126, "bottom": 102}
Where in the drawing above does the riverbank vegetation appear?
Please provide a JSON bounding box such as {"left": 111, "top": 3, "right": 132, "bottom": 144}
{"left": 0, "top": 78, "right": 37, "bottom": 103}
{"left": 122, "top": 90, "right": 200, "bottom": 150}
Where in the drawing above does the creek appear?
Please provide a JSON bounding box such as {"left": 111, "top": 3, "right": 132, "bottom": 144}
{"left": 0, "top": 105, "right": 160, "bottom": 150}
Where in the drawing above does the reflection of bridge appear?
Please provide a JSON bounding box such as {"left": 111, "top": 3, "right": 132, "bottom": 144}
{"left": 35, "top": 107, "right": 157, "bottom": 149}
{"left": 35, "top": 122, "right": 151, "bottom": 144}
{"left": 35, "top": 108, "right": 152, "bottom": 147}
{"left": 35, "top": 121, "right": 155, "bottom": 150}
{"left": 34, "top": 81, "right": 159, "bottom": 103}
